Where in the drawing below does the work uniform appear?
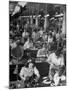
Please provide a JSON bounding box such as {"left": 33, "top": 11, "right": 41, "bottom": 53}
{"left": 47, "top": 53, "right": 64, "bottom": 86}
{"left": 19, "top": 65, "right": 40, "bottom": 82}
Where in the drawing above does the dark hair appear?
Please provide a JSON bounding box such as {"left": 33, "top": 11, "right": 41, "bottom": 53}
{"left": 55, "top": 48, "right": 62, "bottom": 57}
{"left": 25, "top": 58, "right": 35, "bottom": 67}
{"left": 25, "top": 62, "right": 29, "bottom": 67}
{"left": 25, "top": 62, "right": 34, "bottom": 68}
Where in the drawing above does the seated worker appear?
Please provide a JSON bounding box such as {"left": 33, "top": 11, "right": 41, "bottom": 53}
{"left": 32, "top": 29, "right": 40, "bottom": 42}
{"left": 37, "top": 44, "right": 48, "bottom": 58}
{"left": 10, "top": 41, "right": 17, "bottom": 49}
{"left": 19, "top": 60, "right": 40, "bottom": 87}
{"left": 23, "top": 38, "right": 33, "bottom": 50}
{"left": 42, "top": 33, "right": 48, "bottom": 43}
{"left": 47, "top": 48, "right": 65, "bottom": 86}
{"left": 22, "top": 29, "right": 29, "bottom": 40}
{"left": 38, "top": 27, "right": 44, "bottom": 37}
{"left": 37, "top": 44, "right": 48, "bottom": 62}
{"left": 48, "top": 33, "right": 53, "bottom": 44}
{"left": 32, "top": 29, "right": 37, "bottom": 42}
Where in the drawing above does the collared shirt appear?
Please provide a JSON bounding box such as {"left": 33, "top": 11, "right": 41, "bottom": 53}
{"left": 32, "top": 32, "right": 40, "bottom": 42}
{"left": 32, "top": 31, "right": 36, "bottom": 39}
{"left": 37, "top": 48, "right": 46, "bottom": 57}
{"left": 10, "top": 42, "right": 17, "bottom": 49}
{"left": 22, "top": 31, "right": 29, "bottom": 38}
{"left": 19, "top": 66, "right": 40, "bottom": 81}
{"left": 42, "top": 34, "right": 48, "bottom": 41}
{"left": 56, "top": 33, "right": 60, "bottom": 40}
{"left": 47, "top": 53, "right": 64, "bottom": 66}
{"left": 48, "top": 37, "right": 53, "bottom": 43}
{"left": 39, "top": 30, "right": 43, "bottom": 37}
{"left": 23, "top": 41, "right": 33, "bottom": 50}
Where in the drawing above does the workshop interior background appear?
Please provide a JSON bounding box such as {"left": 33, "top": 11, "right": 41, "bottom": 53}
{"left": 9, "top": 1, "right": 66, "bottom": 89}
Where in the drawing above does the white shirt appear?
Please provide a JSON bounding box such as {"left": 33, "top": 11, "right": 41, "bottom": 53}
{"left": 56, "top": 33, "right": 60, "bottom": 40}
{"left": 47, "top": 53, "right": 64, "bottom": 66}
{"left": 42, "top": 34, "right": 47, "bottom": 41}
{"left": 10, "top": 42, "right": 17, "bottom": 49}
{"left": 48, "top": 37, "right": 53, "bottom": 43}
{"left": 22, "top": 31, "right": 29, "bottom": 38}
{"left": 39, "top": 30, "right": 43, "bottom": 37}
{"left": 37, "top": 48, "right": 46, "bottom": 57}
{"left": 23, "top": 40, "right": 33, "bottom": 50}
{"left": 19, "top": 66, "right": 40, "bottom": 81}
{"left": 32, "top": 31, "right": 36, "bottom": 39}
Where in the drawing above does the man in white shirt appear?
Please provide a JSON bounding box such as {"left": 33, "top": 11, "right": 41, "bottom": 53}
{"left": 10, "top": 41, "right": 17, "bottom": 49}
{"left": 23, "top": 38, "right": 33, "bottom": 50}
{"left": 37, "top": 44, "right": 48, "bottom": 58}
{"left": 47, "top": 49, "right": 64, "bottom": 86}
{"left": 22, "top": 29, "right": 29, "bottom": 39}
{"left": 48, "top": 34, "right": 53, "bottom": 43}
{"left": 19, "top": 61, "right": 40, "bottom": 86}
{"left": 39, "top": 28, "right": 43, "bottom": 37}
{"left": 37, "top": 44, "right": 48, "bottom": 62}
{"left": 42, "top": 33, "right": 48, "bottom": 42}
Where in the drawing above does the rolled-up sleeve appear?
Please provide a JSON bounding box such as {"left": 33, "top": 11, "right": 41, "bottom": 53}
{"left": 19, "top": 67, "right": 25, "bottom": 80}
{"left": 34, "top": 67, "right": 40, "bottom": 78}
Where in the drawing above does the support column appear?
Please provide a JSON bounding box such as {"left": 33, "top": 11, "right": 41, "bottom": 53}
{"left": 62, "top": 11, "right": 66, "bottom": 34}
{"left": 35, "top": 16, "right": 38, "bottom": 26}
{"left": 44, "top": 16, "right": 48, "bottom": 31}
{"left": 30, "top": 16, "right": 33, "bottom": 25}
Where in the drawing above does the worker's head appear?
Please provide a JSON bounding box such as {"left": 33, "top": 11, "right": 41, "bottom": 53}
{"left": 25, "top": 62, "right": 34, "bottom": 68}
{"left": 28, "top": 63, "right": 34, "bottom": 69}
{"left": 25, "top": 58, "right": 35, "bottom": 68}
